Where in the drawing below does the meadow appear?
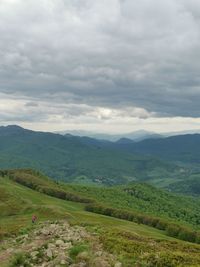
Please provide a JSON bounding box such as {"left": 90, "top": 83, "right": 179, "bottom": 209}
{"left": 0, "top": 170, "right": 200, "bottom": 266}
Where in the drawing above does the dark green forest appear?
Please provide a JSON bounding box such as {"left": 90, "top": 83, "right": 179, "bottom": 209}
{"left": 1, "top": 125, "right": 200, "bottom": 196}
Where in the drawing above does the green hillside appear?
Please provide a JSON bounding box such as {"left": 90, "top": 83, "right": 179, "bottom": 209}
{"left": 1, "top": 125, "right": 200, "bottom": 196}
{"left": 63, "top": 183, "right": 200, "bottom": 228}
{"left": 120, "top": 134, "right": 200, "bottom": 164}
{"left": 167, "top": 174, "right": 200, "bottom": 195}
{"left": 5, "top": 169, "right": 200, "bottom": 229}
{"left": 0, "top": 170, "right": 200, "bottom": 266}
{"left": 4, "top": 169, "right": 200, "bottom": 241}
{"left": 114, "top": 134, "right": 200, "bottom": 195}
{"left": 0, "top": 125, "right": 184, "bottom": 187}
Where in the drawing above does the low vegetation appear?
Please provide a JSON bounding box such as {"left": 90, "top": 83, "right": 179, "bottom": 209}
{"left": 63, "top": 182, "right": 200, "bottom": 228}
{"left": 85, "top": 203, "right": 200, "bottom": 243}
{"left": 100, "top": 229, "right": 200, "bottom": 267}
{"left": 1, "top": 169, "right": 200, "bottom": 266}
{"left": 4, "top": 170, "right": 200, "bottom": 240}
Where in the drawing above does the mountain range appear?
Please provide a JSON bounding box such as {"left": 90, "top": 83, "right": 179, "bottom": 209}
{"left": 57, "top": 129, "right": 162, "bottom": 142}
{"left": 0, "top": 125, "right": 200, "bottom": 195}
{"left": 57, "top": 128, "right": 200, "bottom": 142}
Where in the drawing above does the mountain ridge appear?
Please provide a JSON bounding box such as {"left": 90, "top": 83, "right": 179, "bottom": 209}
{"left": 0, "top": 125, "right": 181, "bottom": 187}
{"left": 0, "top": 125, "right": 200, "bottom": 195}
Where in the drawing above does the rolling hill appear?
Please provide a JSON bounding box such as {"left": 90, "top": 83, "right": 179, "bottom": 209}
{"left": 114, "top": 133, "right": 200, "bottom": 164}
{"left": 5, "top": 169, "right": 200, "bottom": 229}
{"left": 1, "top": 169, "right": 200, "bottom": 266}
{"left": 1, "top": 125, "right": 200, "bottom": 195}
{"left": 0, "top": 125, "right": 183, "bottom": 187}
{"left": 111, "top": 134, "right": 200, "bottom": 195}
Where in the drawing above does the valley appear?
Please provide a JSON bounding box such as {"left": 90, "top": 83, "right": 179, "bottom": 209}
{"left": 0, "top": 127, "right": 200, "bottom": 266}
{"left": 0, "top": 126, "right": 199, "bottom": 195}
{"left": 2, "top": 1, "right": 200, "bottom": 266}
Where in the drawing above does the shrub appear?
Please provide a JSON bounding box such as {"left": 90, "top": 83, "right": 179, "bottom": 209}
{"left": 9, "top": 253, "right": 30, "bottom": 267}
{"left": 69, "top": 243, "right": 89, "bottom": 260}
{"left": 178, "top": 228, "right": 196, "bottom": 243}
{"left": 166, "top": 224, "right": 180, "bottom": 238}
{"left": 195, "top": 232, "right": 200, "bottom": 244}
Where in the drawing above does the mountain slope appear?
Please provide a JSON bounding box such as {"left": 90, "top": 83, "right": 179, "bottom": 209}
{"left": 1, "top": 169, "right": 200, "bottom": 266}
{"left": 0, "top": 125, "right": 182, "bottom": 186}
{"left": 116, "top": 133, "right": 200, "bottom": 163}
{"left": 5, "top": 169, "right": 200, "bottom": 231}
{"left": 0, "top": 125, "right": 200, "bottom": 195}
{"left": 167, "top": 175, "right": 200, "bottom": 195}
{"left": 111, "top": 133, "right": 200, "bottom": 195}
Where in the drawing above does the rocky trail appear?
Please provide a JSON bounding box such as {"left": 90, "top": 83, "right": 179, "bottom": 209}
{"left": 0, "top": 220, "right": 122, "bottom": 267}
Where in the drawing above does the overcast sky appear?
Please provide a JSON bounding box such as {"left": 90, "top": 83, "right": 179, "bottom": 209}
{"left": 0, "top": 0, "right": 200, "bottom": 133}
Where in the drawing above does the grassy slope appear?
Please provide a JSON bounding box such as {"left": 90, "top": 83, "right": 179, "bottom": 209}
{"left": 0, "top": 176, "right": 169, "bottom": 240}
{"left": 5, "top": 169, "right": 200, "bottom": 229}
{"left": 1, "top": 173, "right": 200, "bottom": 266}
{"left": 63, "top": 183, "right": 200, "bottom": 229}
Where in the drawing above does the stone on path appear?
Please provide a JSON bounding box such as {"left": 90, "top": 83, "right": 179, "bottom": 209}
{"left": 46, "top": 248, "right": 53, "bottom": 258}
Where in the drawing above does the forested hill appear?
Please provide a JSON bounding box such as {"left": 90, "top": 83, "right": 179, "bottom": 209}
{"left": 114, "top": 133, "right": 200, "bottom": 163}
{"left": 0, "top": 125, "right": 182, "bottom": 186}
{"left": 0, "top": 125, "right": 200, "bottom": 195}
{"left": 109, "top": 133, "right": 200, "bottom": 195}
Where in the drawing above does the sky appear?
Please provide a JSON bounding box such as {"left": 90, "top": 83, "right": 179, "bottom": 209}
{"left": 0, "top": 0, "right": 200, "bottom": 133}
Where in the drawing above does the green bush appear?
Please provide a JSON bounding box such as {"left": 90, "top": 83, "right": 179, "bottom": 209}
{"left": 178, "top": 228, "right": 196, "bottom": 243}
{"left": 9, "top": 253, "right": 30, "bottom": 267}
{"left": 166, "top": 224, "right": 180, "bottom": 238}
{"left": 69, "top": 243, "right": 89, "bottom": 260}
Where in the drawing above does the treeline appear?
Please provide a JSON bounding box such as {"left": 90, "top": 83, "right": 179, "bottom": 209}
{"left": 85, "top": 204, "right": 200, "bottom": 244}
{"left": 5, "top": 170, "right": 93, "bottom": 204}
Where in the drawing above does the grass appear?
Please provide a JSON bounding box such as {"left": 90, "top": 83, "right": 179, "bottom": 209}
{"left": 69, "top": 243, "right": 90, "bottom": 260}
{"left": 9, "top": 252, "right": 30, "bottom": 267}
{"left": 0, "top": 176, "right": 172, "bottom": 241}
{"left": 1, "top": 173, "right": 200, "bottom": 266}
{"left": 0, "top": 173, "right": 198, "bottom": 242}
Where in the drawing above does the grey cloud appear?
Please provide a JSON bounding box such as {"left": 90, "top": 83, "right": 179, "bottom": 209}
{"left": 25, "top": 102, "right": 38, "bottom": 107}
{"left": 0, "top": 0, "right": 200, "bottom": 119}
{"left": 0, "top": 109, "right": 48, "bottom": 123}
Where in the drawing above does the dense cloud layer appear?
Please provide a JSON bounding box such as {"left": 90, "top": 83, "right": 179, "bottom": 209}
{"left": 0, "top": 0, "right": 200, "bottom": 131}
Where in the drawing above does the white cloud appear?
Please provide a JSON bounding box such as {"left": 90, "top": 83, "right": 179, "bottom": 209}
{"left": 0, "top": 93, "right": 200, "bottom": 134}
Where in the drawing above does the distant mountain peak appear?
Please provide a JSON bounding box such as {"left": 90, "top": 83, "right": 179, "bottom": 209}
{"left": 0, "top": 125, "right": 30, "bottom": 135}
{"left": 116, "top": 138, "right": 134, "bottom": 144}
{"left": 5, "top": 125, "right": 24, "bottom": 130}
